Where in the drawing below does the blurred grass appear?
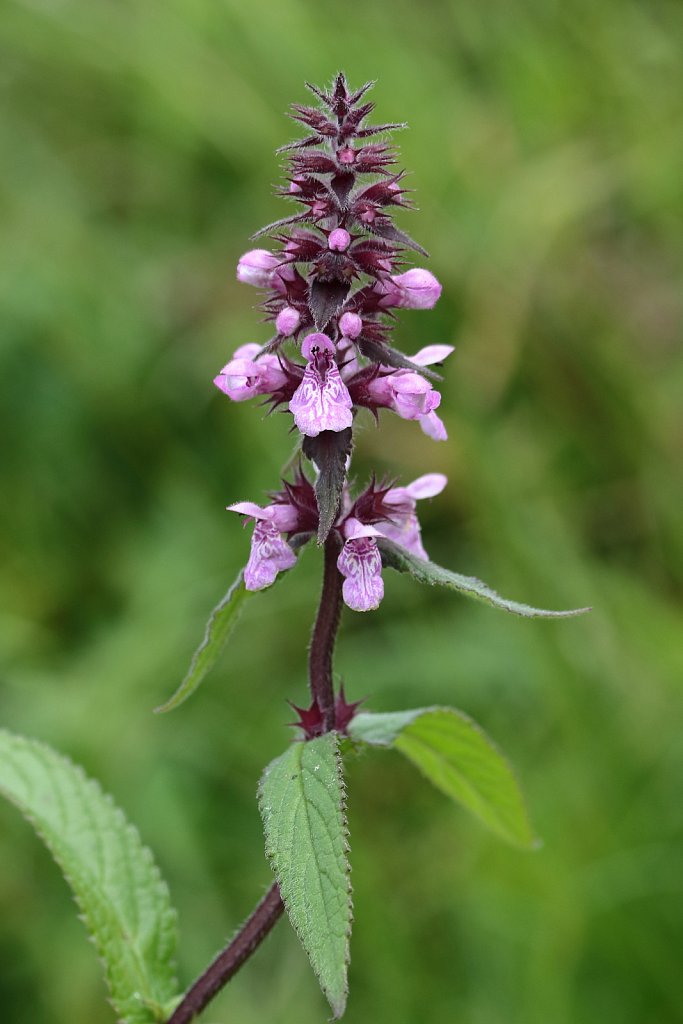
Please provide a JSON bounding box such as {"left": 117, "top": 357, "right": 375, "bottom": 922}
{"left": 1, "top": 0, "right": 682, "bottom": 1022}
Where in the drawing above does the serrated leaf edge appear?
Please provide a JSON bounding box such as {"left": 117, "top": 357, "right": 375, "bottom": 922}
{"left": 258, "top": 735, "right": 352, "bottom": 1018}
{"left": 0, "top": 730, "right": 179, "bottom": 1023}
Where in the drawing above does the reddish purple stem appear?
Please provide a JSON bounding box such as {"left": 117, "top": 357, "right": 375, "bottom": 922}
{"left": 166, "top": 883, "right": 284, "bottom": 1024}
{"left": 308, "top": 532, "right": 344, "bottom": 730}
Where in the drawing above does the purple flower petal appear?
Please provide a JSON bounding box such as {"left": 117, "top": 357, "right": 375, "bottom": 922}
{"left": 232, "top": 343, "right": 263, "bottom": 360}
{"left": 404, "top": 473, "right": 448, "bottom": 500}
{"left": 289, "top": 348, "right": 353, "bottom": 437}
{"left": 244, "top": 520, "right": 297, "bottom": 591}
{"left": 377, "top": 514, "right": 428, "bottom": 560}
{"left": 419, "top": 410, "right": 448, "bottom": 441}
{"left": 227, "top": 501, "right": 268, "bottom": 519}
{"left": 378, "top": 473, "right": 447, "bottom": 559}
{"left": 337, "top": 537, "right": 384, "bottom": 612}
{"left": 410, "top": 344, "right": 454, "bottom": 366}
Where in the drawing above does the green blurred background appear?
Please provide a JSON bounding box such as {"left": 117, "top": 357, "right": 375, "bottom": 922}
{"left": 1, "top": 0, "right": 682, "bottom": 1021}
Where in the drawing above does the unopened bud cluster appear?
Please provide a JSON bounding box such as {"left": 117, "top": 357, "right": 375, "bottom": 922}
{"left": 216, "top": 74, "right": 451, "bottom": 612}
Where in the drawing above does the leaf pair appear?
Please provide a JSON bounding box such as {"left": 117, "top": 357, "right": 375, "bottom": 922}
{"left": 258, "top": 706, "right": 536, "bottom": 1018}
{"left": 0, "top": 711, "right": 535, "bottom": 1022}
{"left": 157, "top": 545, "right": 588, "bottom": 715}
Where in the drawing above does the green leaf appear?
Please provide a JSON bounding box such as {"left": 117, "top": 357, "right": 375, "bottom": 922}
{"left": 308, "top": 277, "right": 350, "bottom": 330}
{"left": 0, "top": 730, "right": 179, "bottom": 1023}
{"left": 348, "top": 708, "right": 537, "bottom": 848}
{"left": 358, "top": 337, "right": 442, "bottom": 381}
{"left": 378, "top": 538, "right": 591, "bottom": 618}
{"left": 258, "top": 734, "right": 351, "bottom": 1018}
{"left": 368, "top": 219, "right": 429, "bottom": 257}
{"left": 155, "top": 570, "right": 250, "bottom": 713}
{"left": 303, "top": 428, "right": 353, "bottom": 544}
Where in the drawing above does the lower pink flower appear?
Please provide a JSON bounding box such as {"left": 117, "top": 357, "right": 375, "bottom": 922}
{"left": 337, "top": 519, "right": 384, "bottom": 612}
{"left": 244, "top": 520, "right": 297, "bottom": 590}
{"left": 228, "top": 501, "right": 298, "bottom": 591}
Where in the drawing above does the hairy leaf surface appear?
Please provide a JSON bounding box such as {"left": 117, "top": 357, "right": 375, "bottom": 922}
{"left": 303, "top": 428, "right": 353, "bottom": 544}
{"left": 309, "top": 278, "right": 350, "bottom": 329}
{"left": 259, "top": 734, "right": 351, "bottom": 1018}
{"left": 378, "top": 538, "right": 591, "bottom": 618}
{"left": 0, "top": 731, "right": 179, "bottom": 1023}
{"left": 349, "top": 708, "right": 536, "bottom": 848}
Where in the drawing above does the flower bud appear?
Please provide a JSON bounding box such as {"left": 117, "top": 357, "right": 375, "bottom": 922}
{"left": 390, "top": 268, "right": 442, "bottom": 310}
{"left": 328, "top": 228, "right": 351, "bottom": 252}
{"left": 339, "top": 312, "right": 363, "bottom": 340}
{"left": 275, "top": 306, "right": 301, "bottom": 336}
{"left": 236, "top": 249, "right": 280, "bottom": 288}
{"left": 338, "top": 147, "right": 356, "bottom": 165}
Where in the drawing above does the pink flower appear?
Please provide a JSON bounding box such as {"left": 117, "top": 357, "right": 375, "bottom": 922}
{"left": 289, "top": 334, "right": 353, "bottom": 437}
{"left": 339, "top": 311, "right": 363, "bottom": 340}
{"left": 390, "top": 268, "right": 442, "bottom": 309}
{"left": 378, "top": 473, "right": 447, "bottom": 559}
{"left": 214, "top": 345, "right": 287, "bottom": 403}
{"left": 236, "top": 249, "right": 280, "bottom": 288}
{"left": 228, "top": 501, "right": 298, "bottom": 591}
{"left": 337, "top": 519, "right": 384, "bottom": 612}
{"left": 328, "top": 228, "right": 351, "bottom": 252}
{"left": 275, "top": 306, "right": 301, "bottom": 336}
{"left": 374, "top": 268, "right": 442, "bottom": 310}
{"left": 364, "top": 344, "right": 453, "bottom": 440}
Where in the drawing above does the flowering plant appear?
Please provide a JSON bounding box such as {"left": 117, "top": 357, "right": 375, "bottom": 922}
{"left": 0, "top": 74, "right": 589, "bottom": 1024}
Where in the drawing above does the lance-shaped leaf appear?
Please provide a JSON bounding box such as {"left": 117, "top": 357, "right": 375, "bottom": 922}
{"left": 348, "top": 708, "right": 536, "bottom": 848}
{"left": 250, "top": 211, "right": 310, "bottom": 240}
{"left": 0, "top": 731, "right": 179, "bottom": 1023}
{"left": 155, "top": 571, "right": 251, "bottom": 713}
{"left": 309, "top": 278, "right": 350, "bottom": 329}
{"left": 368, "top": 220, "right": 429, "bottom": 257}
{"left": 259, "top": 734, "right": 351, "bottom": 1018}
{"left": 303, "top": 428, "right": 353, "bottom": 544}
{"left": 378, "top": 538, "right": 591, "bottom": 618}
{"left": 358, "top": 336, "right": 442, "bottom": 381}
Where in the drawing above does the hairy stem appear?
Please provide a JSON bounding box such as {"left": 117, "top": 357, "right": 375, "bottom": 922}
{"left": 166, "top": 883, "right": 284, "bottom": 1024}
{"left": 309, "top": 532, "right": 344, "bottom": 730}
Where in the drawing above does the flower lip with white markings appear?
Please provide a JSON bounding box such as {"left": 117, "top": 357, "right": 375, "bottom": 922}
{"left": 288, "top": 334, "right": 353, "bottom": 437}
